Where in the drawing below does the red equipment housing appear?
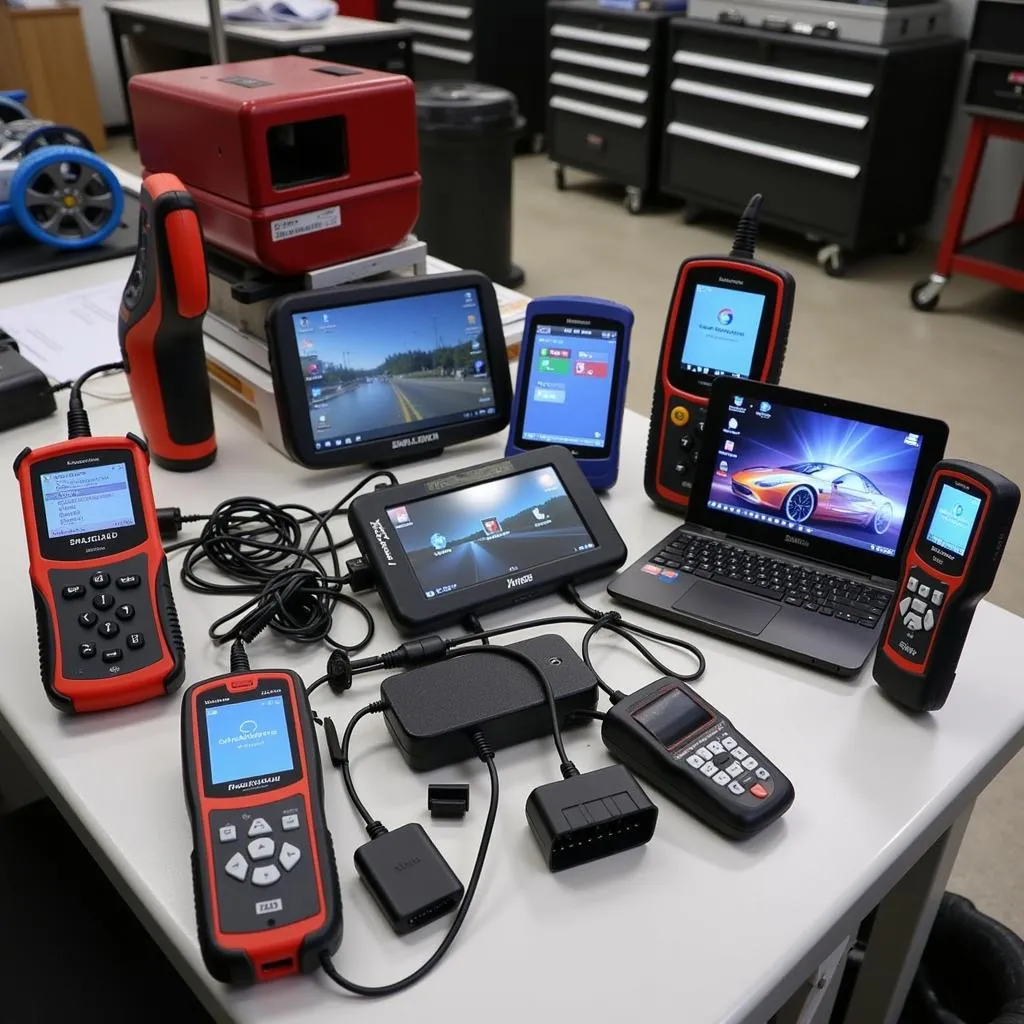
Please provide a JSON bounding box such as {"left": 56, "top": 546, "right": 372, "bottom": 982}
{"left": 128, "top": 57, "right": 420, "bottom": 275}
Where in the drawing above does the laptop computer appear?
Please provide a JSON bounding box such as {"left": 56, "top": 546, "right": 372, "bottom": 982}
{"left": 609, "top": 379, "right": 949, "bottom": 676}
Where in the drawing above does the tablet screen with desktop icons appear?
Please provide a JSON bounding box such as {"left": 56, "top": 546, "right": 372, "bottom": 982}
{"left": 293, "top": 286, "right": 499, "bottom": 452}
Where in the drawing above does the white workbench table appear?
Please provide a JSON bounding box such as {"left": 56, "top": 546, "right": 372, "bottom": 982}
{"left": 1, "top": 253, "right": 1023, "bottom": 1024}
{"left": 105, "top": 0, "right": 406, "bottom": 46}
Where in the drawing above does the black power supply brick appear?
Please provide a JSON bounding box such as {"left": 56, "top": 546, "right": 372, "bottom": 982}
{"left": 380, "top": 634, "right": 598, "bottom": 771}
{"left": 0, "top": 340, "right": 56, "bottom": 431}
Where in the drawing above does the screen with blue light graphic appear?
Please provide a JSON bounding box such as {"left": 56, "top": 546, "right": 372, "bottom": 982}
{"left": 387, "top": 466, "right": 595, "bottom": 599}
{"left": 926, "top": 484, "right": 982, "bottom": 557}
{"left": 520, "top": 324, "right": 619, "bottom": 450}
{"left": 292, "top": 287, "right": 498, "bottom": 451}
{"left": 40, "top": 464, "right": 135, "bottom": 540}
{"left": 706, "top": 397, "right": 924, "bottom": 557}
{"left": 680, "top": 284, "right": 765, "bottom": 377}
{"left": 205, "top": 697, "right": 293, "bottom": 785}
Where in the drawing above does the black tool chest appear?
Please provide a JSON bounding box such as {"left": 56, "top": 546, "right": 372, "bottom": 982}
{"left": 546, "top": 0, "right": 674, "bottom": 213}
{"left": 660, "top": 19, "right": 963, "bottom": 274}
{"left": 377, "top": 0, "right": 549, "bottom": 145}
{"left": 964, "top": 0, "right": 1024, "bottom": 119}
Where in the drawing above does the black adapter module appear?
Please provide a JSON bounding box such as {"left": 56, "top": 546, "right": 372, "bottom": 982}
{"left": 354, "top": 823, "right": 464, "bottom": 935}
{"left": 0, "top": 341, "right": 56, "bottom": 431}
{"left": 526, "top": 764, "right": 658, "bottom": 872}
{"left": 380, "top": 634, "right": 599, "bottom": 771}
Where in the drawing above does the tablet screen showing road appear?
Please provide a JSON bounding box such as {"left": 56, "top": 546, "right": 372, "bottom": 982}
{"left": 291, "top": 287, "right": 500, "bottom": 452}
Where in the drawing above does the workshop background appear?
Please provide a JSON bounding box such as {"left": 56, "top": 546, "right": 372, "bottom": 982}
{"left": 3, "top": 0, "right": 1024, "bottom": 961}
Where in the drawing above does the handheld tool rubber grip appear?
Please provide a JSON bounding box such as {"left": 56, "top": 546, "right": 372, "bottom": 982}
{"left": 119, "top": 172, "right": 216, "bottom": 472}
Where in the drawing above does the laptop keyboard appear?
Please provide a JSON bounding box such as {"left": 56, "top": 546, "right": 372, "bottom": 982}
{"left": 651, "top": 531, "right": 892, "bottom": 628}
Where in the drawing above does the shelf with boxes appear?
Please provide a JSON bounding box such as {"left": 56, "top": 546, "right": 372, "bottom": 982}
{"left": 658, "top": 13, "right": 963, "bottom": 274}
{"left": 546, "top": 0, "right": 676, "bottom": 214}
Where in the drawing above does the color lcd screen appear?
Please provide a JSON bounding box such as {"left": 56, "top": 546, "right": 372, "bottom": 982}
{"left": 40, "top": 464, "right": 135, "bottom": 539}
{"left": 680, "top": 284, "right": 765, "bottom": 378}
{"left": 205, "top": 696, "right": 294, "bottom": 786}
{"left": 705, "top": 396, "right": 925, "bottom": 558}
{"left": 386, "top": 466, "right": 596, "bottom": 599}
{"left": 926, "top": 484, "right": 982, "bottom": 558}
{"left": 520, "top": 322, "right": 619, "bottom": 450}
{"left": 292, "top": 287, "right": 499, "bottom": 452}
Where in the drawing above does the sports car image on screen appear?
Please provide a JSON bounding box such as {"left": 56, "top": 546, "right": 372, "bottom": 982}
{"left": 731, "top": 462, "right": 895, "bottom": 535}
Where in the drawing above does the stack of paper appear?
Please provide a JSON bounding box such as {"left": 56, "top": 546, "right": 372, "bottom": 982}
{"left": 224, "top": 0, "right": 335, "bottom": 27}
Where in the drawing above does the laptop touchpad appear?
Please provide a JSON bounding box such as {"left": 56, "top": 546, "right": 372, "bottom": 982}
{"left": 674, "top": 582, "right": 781, "bottom": 635}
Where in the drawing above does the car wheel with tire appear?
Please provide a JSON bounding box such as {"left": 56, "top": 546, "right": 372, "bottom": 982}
{"left": 10, "top": 145, "right": 123, "bottom": 249}
{"left": 783, "top": 485, "right": 816, "bottom": 524}
{"left": 872, "top": 502, "right": 894, "bottom": 536}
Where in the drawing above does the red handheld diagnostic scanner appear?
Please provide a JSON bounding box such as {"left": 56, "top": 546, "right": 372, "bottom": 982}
{"left": 13, "top": 434, "right": 185, "bottom": 713}
{"left": 874, "top": 459, "right": 1020, "bottom": 711}
{"left": 644, "top": 254, "right": 794, "bottom": 513}
{"left": 181, "top": 669, "right": 342, "bottom": 985}
{"left": 119, "top": 172, "right": 216, "bottom": 472}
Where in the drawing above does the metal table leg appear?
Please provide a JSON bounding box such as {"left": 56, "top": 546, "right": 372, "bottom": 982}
{"left": 838, "top": 804, "right": 974, "bottom": 1024}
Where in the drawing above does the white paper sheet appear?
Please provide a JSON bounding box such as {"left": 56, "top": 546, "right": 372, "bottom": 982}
{"left": 0, "top": 281, "right": 124, "bottom": 382}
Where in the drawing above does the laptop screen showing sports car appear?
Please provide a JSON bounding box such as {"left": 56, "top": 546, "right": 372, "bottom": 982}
{"left": 690, "top": 380, "right": 949, "bottom": 580}
{"left": 708, "top": 401, "right": 920, "bottom": 557}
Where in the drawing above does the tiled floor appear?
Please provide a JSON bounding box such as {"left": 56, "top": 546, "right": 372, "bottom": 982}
{"left": 104, "top": 138, "right": 1024, "bottom": 934}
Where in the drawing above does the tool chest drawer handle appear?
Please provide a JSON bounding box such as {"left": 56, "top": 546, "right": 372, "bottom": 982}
{"left": 394, "top": 0, "right": 472, "bottom": 18}
{"left": 672, "top": 50, "right": 874, "bottom": 98}
{"left": 550, "top": 23, "right": 652, "bottom": 52}
{"left": 666, "top": 121, "right": 861, "bottom": 178}
{"left": 550, "top": 72, "right": 649, "bottom": 105}
{"left": 550, "top": 95, "right": 648, "bottom": 129}
{"left": 412, "top": 41, "right": 473, "bottom": 63}
{"left": 550, "top": 47, "right": 650, "bottom": 78}
{"left": 398, "top": 17, "right": 472, "bottom": 41}
{"left": 671, "top": 78, "right": 869, "bottom": 129}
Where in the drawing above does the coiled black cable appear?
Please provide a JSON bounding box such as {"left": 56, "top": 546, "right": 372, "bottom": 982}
{"left": 164, "top": 472, "right": 397, "bottom": 653}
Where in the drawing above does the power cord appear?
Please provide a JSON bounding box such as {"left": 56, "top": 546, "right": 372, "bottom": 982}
{"left": 160, "top": 472, "right": 397, "bottom": 654}
{"left": 66, "top": 360, "right": 125, "bottom": 439}
{"left": 318, "top": 714, "right": 499, "bottom": 997}
{"left": 444, "top": 644, "right": 579, "bottom": 778}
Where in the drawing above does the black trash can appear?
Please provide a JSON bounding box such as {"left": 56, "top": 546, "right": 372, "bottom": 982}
{"left": 415, "top": 81, "right": 524, "bottom": 289}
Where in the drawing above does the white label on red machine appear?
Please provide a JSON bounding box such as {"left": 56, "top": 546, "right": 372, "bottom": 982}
{"left": 270, "top": 206, "right": 341, "bottom": 243}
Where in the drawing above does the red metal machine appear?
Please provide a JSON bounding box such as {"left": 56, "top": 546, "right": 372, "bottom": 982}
{"left": 128, "top": 57, "right": 419, "bottom": 276}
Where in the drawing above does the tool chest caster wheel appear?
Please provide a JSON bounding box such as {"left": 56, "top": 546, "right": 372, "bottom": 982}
{"left": 818, "top": 244, "right": 847, "bottom": 278}
{"left": 910, "top": 276, "right": 945, "bottom": 312}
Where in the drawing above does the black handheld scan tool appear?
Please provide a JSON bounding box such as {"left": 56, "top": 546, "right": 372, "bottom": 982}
{"left": 602, "top": 677, "right": 794, "bottom": 839}
{"left": 873, "top": 460, "right": 1019, "bottom": 712}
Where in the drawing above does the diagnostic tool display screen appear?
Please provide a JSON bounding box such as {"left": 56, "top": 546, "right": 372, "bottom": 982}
{"left": 926, "top": 483, "right": 982, "bottom": 557}
{"left": 680, "top": 284, "right": 765, "bottom": 378}
{"left": 519, "top": 321, "right": 620, "bottom": 452}
{"left": 205, "top": 696, "right": 294, "bottom": 786}
{"left": 386, "top": 466, "right": 596, "bottom": 600}
{"left": 634, "top": 688, "right": 712, "bottom": 748}
{"left": 40, "top": 464, "right": 136, "bottom": 539}
{"left": 292, "top": 287, "right": 499, "bottom": 452}
{"left": 705, "top": 394, "right": 925, "bottom": 559}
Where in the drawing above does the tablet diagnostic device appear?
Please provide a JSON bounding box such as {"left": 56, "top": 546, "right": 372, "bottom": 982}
{"left": 348, "top": 447, "right": 627, "bottom": 632}
{"left": 266, "top": 271, "right": 512, "bottom": 468}
{"left": 505, "top": 297, "right": 633, "bottom": 490}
